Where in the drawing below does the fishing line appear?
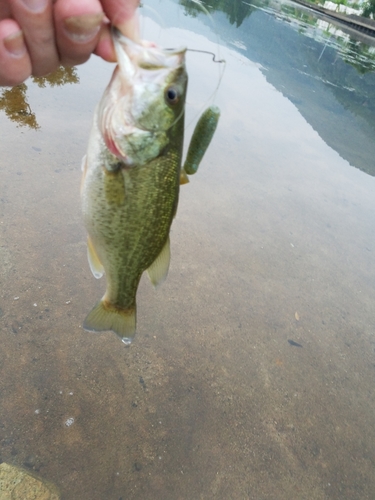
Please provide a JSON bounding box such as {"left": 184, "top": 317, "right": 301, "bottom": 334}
{"left": 138, "top": 5, "right": 166, "bottom": 42}
{"left": 186, "top": 48, "right": 225, "bottom": 64}
{"left": 182, "top": 0, "right": 226, "bottom": 131}
{"left": 137, "top": 1, "right": 226, "bottom": 132}
{"left": 165, "top": 46, "right": 225, "bottom": 135}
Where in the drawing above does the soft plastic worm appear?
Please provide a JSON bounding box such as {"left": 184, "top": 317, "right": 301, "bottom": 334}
{"left": 183, "top": 105, "right": 220, "bottom": 175}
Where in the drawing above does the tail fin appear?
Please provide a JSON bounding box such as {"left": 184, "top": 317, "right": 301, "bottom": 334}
{"left": 83, "top": 299, "right": 136, "bottom": 344}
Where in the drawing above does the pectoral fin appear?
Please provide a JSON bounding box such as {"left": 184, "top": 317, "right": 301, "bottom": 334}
{"left": 80, "top": 155, "right": 88, "bottom": 194}
{"left": 147, "top": 237, "right": 170, "bottom": 287}
{"left": 87, "top": 236, "right": 104, "bottom": 279}
{"left": 183, "top": 105, "right": 220, "bottom": 175}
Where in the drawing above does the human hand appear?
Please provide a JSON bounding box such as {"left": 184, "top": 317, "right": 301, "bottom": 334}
{"left": 0, "top": 0, "right": 139, "bottom": 87}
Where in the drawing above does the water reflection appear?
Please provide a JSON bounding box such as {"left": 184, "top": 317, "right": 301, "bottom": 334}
{"left": 362, "top": 0, "right": 375, "bottom": 17}
{"left": 275, "top": 2, "right": 375, "bottom": 69}
{"left": 172, "top": 0, "right": 375, "bottom": 176}
{"left": 32, "top": 66, "right": 79, "bottom": 89}
{"left": 0, "top": 85, "right": 40, "bottom": 130}
{"left": 179, "top": 0, "right": 375, "bottom": 73}
{"left": 179, "top": 0, "right": 256, "bottom": 26}
{"left": 0, "top": 66, "right": 79, "bottom": 130}
{"left": 1, "top": 1, "right": 375, "bottom": 499}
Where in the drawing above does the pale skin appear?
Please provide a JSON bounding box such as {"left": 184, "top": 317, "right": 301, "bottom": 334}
{"left": 0, "top": 0, "right": 139, "bottom": 86}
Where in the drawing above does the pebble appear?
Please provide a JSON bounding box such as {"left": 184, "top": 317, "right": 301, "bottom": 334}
{"left": 0, "top": 462, "right": 60, "bottom": 499}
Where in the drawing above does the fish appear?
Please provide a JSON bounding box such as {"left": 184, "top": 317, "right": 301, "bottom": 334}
{"left": 81, "top": 28, "right": 220, "bottom": 344}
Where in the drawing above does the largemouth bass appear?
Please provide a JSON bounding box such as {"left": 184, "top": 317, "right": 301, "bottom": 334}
{"left": 81, "top": 28, "right": 220, "bottom": 344}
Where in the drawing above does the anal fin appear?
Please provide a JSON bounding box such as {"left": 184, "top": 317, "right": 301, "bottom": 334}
{"left": 147, "top": 237, "right": 170, "bottom": 287}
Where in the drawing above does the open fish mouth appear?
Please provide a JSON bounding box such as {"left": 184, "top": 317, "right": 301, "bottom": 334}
{"left": 112, "top": 27, "right": 187, "bottom": 94}
{"left": 112, "top": 27, "right": 187, "bottom": 74}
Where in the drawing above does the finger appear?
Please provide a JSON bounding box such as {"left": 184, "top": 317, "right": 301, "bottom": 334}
{"left": 101, "top": 0, "right": 140, "bottom": 39}
{"left": 0, "top": 4, "right": 12, "bottom": 19}
{"left": 94, "top": 22, "right": 116, "bottom": 63}
{"left": 54, "top": 0, "right": 104, "bottom": 67}
{"left": 9, "top": 0, "right": 59, "bottom": 77}
{"left": 0, "top": 19, "right": 32, "bottom": 86}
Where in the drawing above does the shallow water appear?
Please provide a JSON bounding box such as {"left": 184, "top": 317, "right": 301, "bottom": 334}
{"left": 1, "top": 0, "right": 375, "bottom": 499}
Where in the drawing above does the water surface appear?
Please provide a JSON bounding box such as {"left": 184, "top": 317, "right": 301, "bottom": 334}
{"left": 1, "top": 1, "right": 375, "bottom": 499}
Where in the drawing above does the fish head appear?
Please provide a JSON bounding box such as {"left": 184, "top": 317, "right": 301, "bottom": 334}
{"left": 98, "top": 29, "right": 187, "bottom": 167}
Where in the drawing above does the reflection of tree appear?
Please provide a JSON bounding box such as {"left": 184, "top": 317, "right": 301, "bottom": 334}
{"left": 342, "top": 39, "right": 375, "bottom": 74}
{"left": 362, "top": 0, "right": 375, "bottom": 18}
{"left": 32, "top": 65, "right": 79, "bottom": 88}
{"left": 0, "top": 84, "right": 39, "bottom": 130}
{"left": 0, "top": 66, "right": 79, "bottom": 129}
{"left": 280, "top": 2, "right": 375, "bottom": 75}
{"left": 179, "top": 0, "right": 257, "bottom": 27}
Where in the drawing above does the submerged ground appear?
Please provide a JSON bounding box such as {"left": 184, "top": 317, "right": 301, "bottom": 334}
{"left": 1, "top": 3, "right": 375, "bottom": 499}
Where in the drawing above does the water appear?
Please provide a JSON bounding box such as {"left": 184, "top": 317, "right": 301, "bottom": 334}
{"left": 1, "top": 0, "right": 375, "bottom": 498}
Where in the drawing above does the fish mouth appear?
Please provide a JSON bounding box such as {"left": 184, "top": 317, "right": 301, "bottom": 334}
{"left": 112, "top": 26, "right": 187, "bottom": 56}
{"left": 112, "top": 27, "right": 187, "bottom": 77}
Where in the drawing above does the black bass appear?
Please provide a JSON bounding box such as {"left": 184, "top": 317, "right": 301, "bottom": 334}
{"left": 81, "top": 28, "right": 219, "bottom": 344}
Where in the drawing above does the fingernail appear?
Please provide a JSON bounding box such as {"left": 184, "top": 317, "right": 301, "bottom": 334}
{"left": 20, "top": 0, "right": 48, "bottom": 13}
{"left": 117, "top": 12, "right": 141, "bottom": 43}
{"left": 64, "top": 13, "right": 104, "bottom": 43}
{"left": 4, "top": 31, "right": 27, "bottom": 58}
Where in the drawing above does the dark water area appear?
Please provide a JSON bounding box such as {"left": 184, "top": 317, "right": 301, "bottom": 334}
{"left": 1, "top": 0, "right": 375, "bottom": 498}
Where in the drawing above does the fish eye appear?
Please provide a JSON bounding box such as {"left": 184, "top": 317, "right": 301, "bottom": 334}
{"left": 165, "top": 87, "right": 179, "bottom": 105}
